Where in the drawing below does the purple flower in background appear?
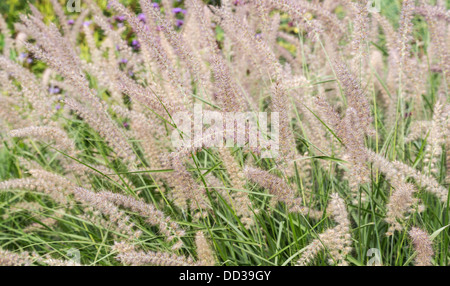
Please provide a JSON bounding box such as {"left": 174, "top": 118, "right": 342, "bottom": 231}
{"left": 131, "top": 40, "right": 140, "bottom": 50}
{"left": 120, "top": 58, "right": 128, "bottom": 64}
{"left": 83, "top": 21, "right": 92, "bottom": 27}
{"left": 115, "top": 15, "right": 126, "bottom": 22}
{"left": 176, "top": 19, "right": 184, "bottom": 27}
{"left": 49, "top": 87, "right": 61, "bottom": 94}
{"left": 172, "top": 8, "right": 186, "bottom": 14}
{"left": 18, "top": 53, "right": 28, "bottom": 61}
{"left": 123, "top": 122, "right": 130, "bottom": 128}
{"left": 27, "top": 58, "right": 33, "bottom": 64}
{"left": 117, "top": 23, "right": 124, "bottom": 28}
{"left": 138, "top": 13, "right": 146, "bottom": 23}
{"left": 152, "top": 2, "right": 159, "bottom": 9}
{"left": 68, "top": 19, "right": 75, "bottom": 25}
{"left": 128, "top": 71, "right": 134, "bottom": 77}
{"left": 55, "top": 103, "right": 61, "bottom": 111}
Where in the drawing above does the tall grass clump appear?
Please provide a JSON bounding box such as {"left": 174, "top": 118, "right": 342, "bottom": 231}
{"left": 0, "top": 0, "right": 448, "bottom": 266}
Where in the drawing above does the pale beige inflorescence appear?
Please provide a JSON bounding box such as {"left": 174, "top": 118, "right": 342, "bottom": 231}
{"left": 409, "top": 227, "right": 434, "bottom": 266}
{"left": 297, "top": 193, "right": 352, "bottom": 266}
